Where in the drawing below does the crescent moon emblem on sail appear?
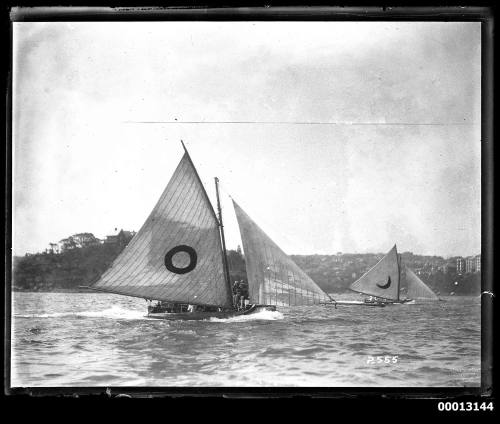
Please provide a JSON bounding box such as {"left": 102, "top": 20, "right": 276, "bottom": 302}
{"left": 376, "top": 276, "right": 391, "bottom": 289}
{"left": 164, "top": 245, "right": 197, "bottom": 274}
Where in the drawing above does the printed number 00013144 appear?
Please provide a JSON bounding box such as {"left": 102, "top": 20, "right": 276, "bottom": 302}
{"left": 438, "top": 402, "right": 493, "bottom": 412}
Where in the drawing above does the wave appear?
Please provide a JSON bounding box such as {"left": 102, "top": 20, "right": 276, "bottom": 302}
{"left": 346, "top": 342, "right": 376, "bottom": 349}
{"left": 15, "top": 307, "right": 284, "bottom": 323}
{"left": 328, "top": 317, "right": 363, "bottom": 325}
{"left": 208, "top": 310, "right": 284, "bottom": 323}
{"left": 292, "top": 347, "right": 325, "bottom": 356}
{"left": 15, "top": 305, "right": 149, "bottom": 320}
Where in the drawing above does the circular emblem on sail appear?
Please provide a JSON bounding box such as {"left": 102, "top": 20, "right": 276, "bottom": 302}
{"left": 376, "top": 276, "right": 392, "bottom": 289}
{"left": 164, "top": 245, "right": 197, "bottom": 274}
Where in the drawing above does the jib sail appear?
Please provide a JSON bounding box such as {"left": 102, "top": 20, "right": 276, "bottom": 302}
{"left": 233, "top": 200, "right": 331, "bottom": 306}
{"left": 402, "top": 265, "right": 439, "bottom": 300}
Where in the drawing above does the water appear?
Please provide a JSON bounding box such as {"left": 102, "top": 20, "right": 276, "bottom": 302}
{"left": 10, "top": 292, "right": 481, "bottom": 387}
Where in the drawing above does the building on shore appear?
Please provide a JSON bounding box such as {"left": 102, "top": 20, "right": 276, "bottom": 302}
{"left": 456, "top": 257, "right": 466, "bottom": 274}
{"left": 465, "top": 256, "right": 476, "bottom": 273}
{"left": 475, "top": 254, "right": 481, "bottom": 272}
{"left": 58, "top": 233, "right": 101, "bottom": 253}
{"left": 104, "top": 229, "right": 136, "bottom": 247}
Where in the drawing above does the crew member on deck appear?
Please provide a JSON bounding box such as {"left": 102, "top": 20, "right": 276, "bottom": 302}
{"left": 233, "top": 280, "right": 242, "bottom": 309}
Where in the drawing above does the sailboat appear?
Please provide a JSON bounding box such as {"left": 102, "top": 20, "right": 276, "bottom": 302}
{"left": 84, "top": 142, "right": 334, "bottom": 320}
{"left": 349, "top": 244, "right": 439, "bottom": 305}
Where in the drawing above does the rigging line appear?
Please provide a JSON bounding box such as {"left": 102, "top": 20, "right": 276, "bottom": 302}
{"left": 213, "top": 179, "right": 236, "bottom": 203}
{"left": 123, "top": 120, "right": 477, "bottom": 126}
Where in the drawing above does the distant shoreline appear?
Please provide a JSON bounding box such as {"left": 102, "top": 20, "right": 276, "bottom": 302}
{"left": 12, "top": 245, "right": 481, "bottom": 296}
{"left": 11, "top": 289, "right": 474, "bottom": 297}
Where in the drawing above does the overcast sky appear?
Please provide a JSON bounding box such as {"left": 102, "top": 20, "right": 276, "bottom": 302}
{"left": 13, "top": 21, "right": 481, "bottom": 257}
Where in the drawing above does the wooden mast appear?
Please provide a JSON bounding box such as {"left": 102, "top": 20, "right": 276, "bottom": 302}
{"left": 215, "top": 177, "right": 234, "bottom": 309}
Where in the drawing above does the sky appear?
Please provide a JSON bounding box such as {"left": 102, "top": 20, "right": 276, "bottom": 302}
{"left": 12, "top": 21, "right": 481, "bottom": 257}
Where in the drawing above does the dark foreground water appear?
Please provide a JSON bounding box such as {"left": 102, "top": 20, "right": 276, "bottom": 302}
{"left": 10, "top": 292, "right": 480, "bottom": 387}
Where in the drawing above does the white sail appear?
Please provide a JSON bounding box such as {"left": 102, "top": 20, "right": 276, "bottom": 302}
{"left": 402, "top": 265, "right": 439, "bottom": 300}
{"left": 92, "top": 152, "right": 232, "bottom": 308}
{"left": 350, "top": 245, "right": 400, "bottom": 301}
{"left": 233, "top": 201, "right": 331, "bottom": 306}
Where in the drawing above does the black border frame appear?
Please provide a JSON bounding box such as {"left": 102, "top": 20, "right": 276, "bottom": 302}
{"left": 4, "top": 6, "right": 495, "bottom": 403}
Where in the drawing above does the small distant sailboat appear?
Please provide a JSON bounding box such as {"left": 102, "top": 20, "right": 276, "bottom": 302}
{"left": 349, "top": 244, "right": 439, "bottom": 305}
{"left": 83, "top": 142, "right": 334, "bottom": 320}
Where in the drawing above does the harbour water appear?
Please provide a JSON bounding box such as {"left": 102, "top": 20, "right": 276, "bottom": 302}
{"left": 10, "top": 292, "right": 481, "bottom": 387}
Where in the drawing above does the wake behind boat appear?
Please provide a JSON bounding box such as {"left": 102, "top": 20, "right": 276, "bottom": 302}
{"left": 146, "top": 303, "right": 270, "bottom": 321}
{"left": 83, "top": 142, "right": 334, "bottom": 320}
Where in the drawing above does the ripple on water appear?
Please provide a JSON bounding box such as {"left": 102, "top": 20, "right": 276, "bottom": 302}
{"left": 259, "top": 347, "right": 292, "bottom": 356}
{"left": 346, "top": 342, "right": 375, "bottom": 350}
{"left": 415, "top": 365, "right": 450, "bottom": 374}
{"left": 292, "top": 347, "right": 326, "bottom": 356}
{"left": 435, "top": 356, "right": 460, "bottom": 361}
{"left": 395, "top": 353, "right": 427, "bottom": 361}
{"left": 43, "top": 373, "right": 64, "bottom": 378}
{"left": 457, "top": 327, "right": 479, "bottom": 334}
{"left": 80, "top": 374, "right": 125, "bottom": 384}
{"left": 328, "top": 317, "right": 364, "bottom": 325}
{"left": 10, "top": 292, "right": 481, "bottom": 387}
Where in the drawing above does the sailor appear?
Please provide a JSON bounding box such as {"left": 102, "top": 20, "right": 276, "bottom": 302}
{"left": 187, "top": 304, "right": 196, "bottom": 313}
{"left": 237, "top": 280, "right": 243, "bottom": 290}
{"left": 233, "top": 280, "right": 240, "bottom": 293}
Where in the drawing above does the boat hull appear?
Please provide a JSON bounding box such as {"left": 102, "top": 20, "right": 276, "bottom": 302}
{"left": 321, "top": 301, "right": 386, "bottom": 307}
{"left": 358, "top": 299, "right": 415, "bottom": 306}
{"left": 360, "top": 301, "right": 386, "bottom": 307}
{"left": 147, "top": 304, "right": 276, "bottom": 320}
{"left": 380, "top": 298, "right": 414, "bottom": 305}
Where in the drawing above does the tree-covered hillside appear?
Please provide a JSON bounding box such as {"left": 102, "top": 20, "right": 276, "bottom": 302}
{"left": 13, "top": 243, "right": 125, "bottom": 291}
{"left": 12, "top": 243, "right": 480, "bottom": 296}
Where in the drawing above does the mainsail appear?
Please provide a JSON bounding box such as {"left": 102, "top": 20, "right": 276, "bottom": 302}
{"left": 401, "top": 265, "right": 439, "bottom": 300}
{"left": 92, "top": 151, "right": 232, "bottom": 308}
{"left": 233, "top": 201, "right": 331, "bottom": 306}
{"left": 350, "top": 245, "right": 400, "bottom": 301}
